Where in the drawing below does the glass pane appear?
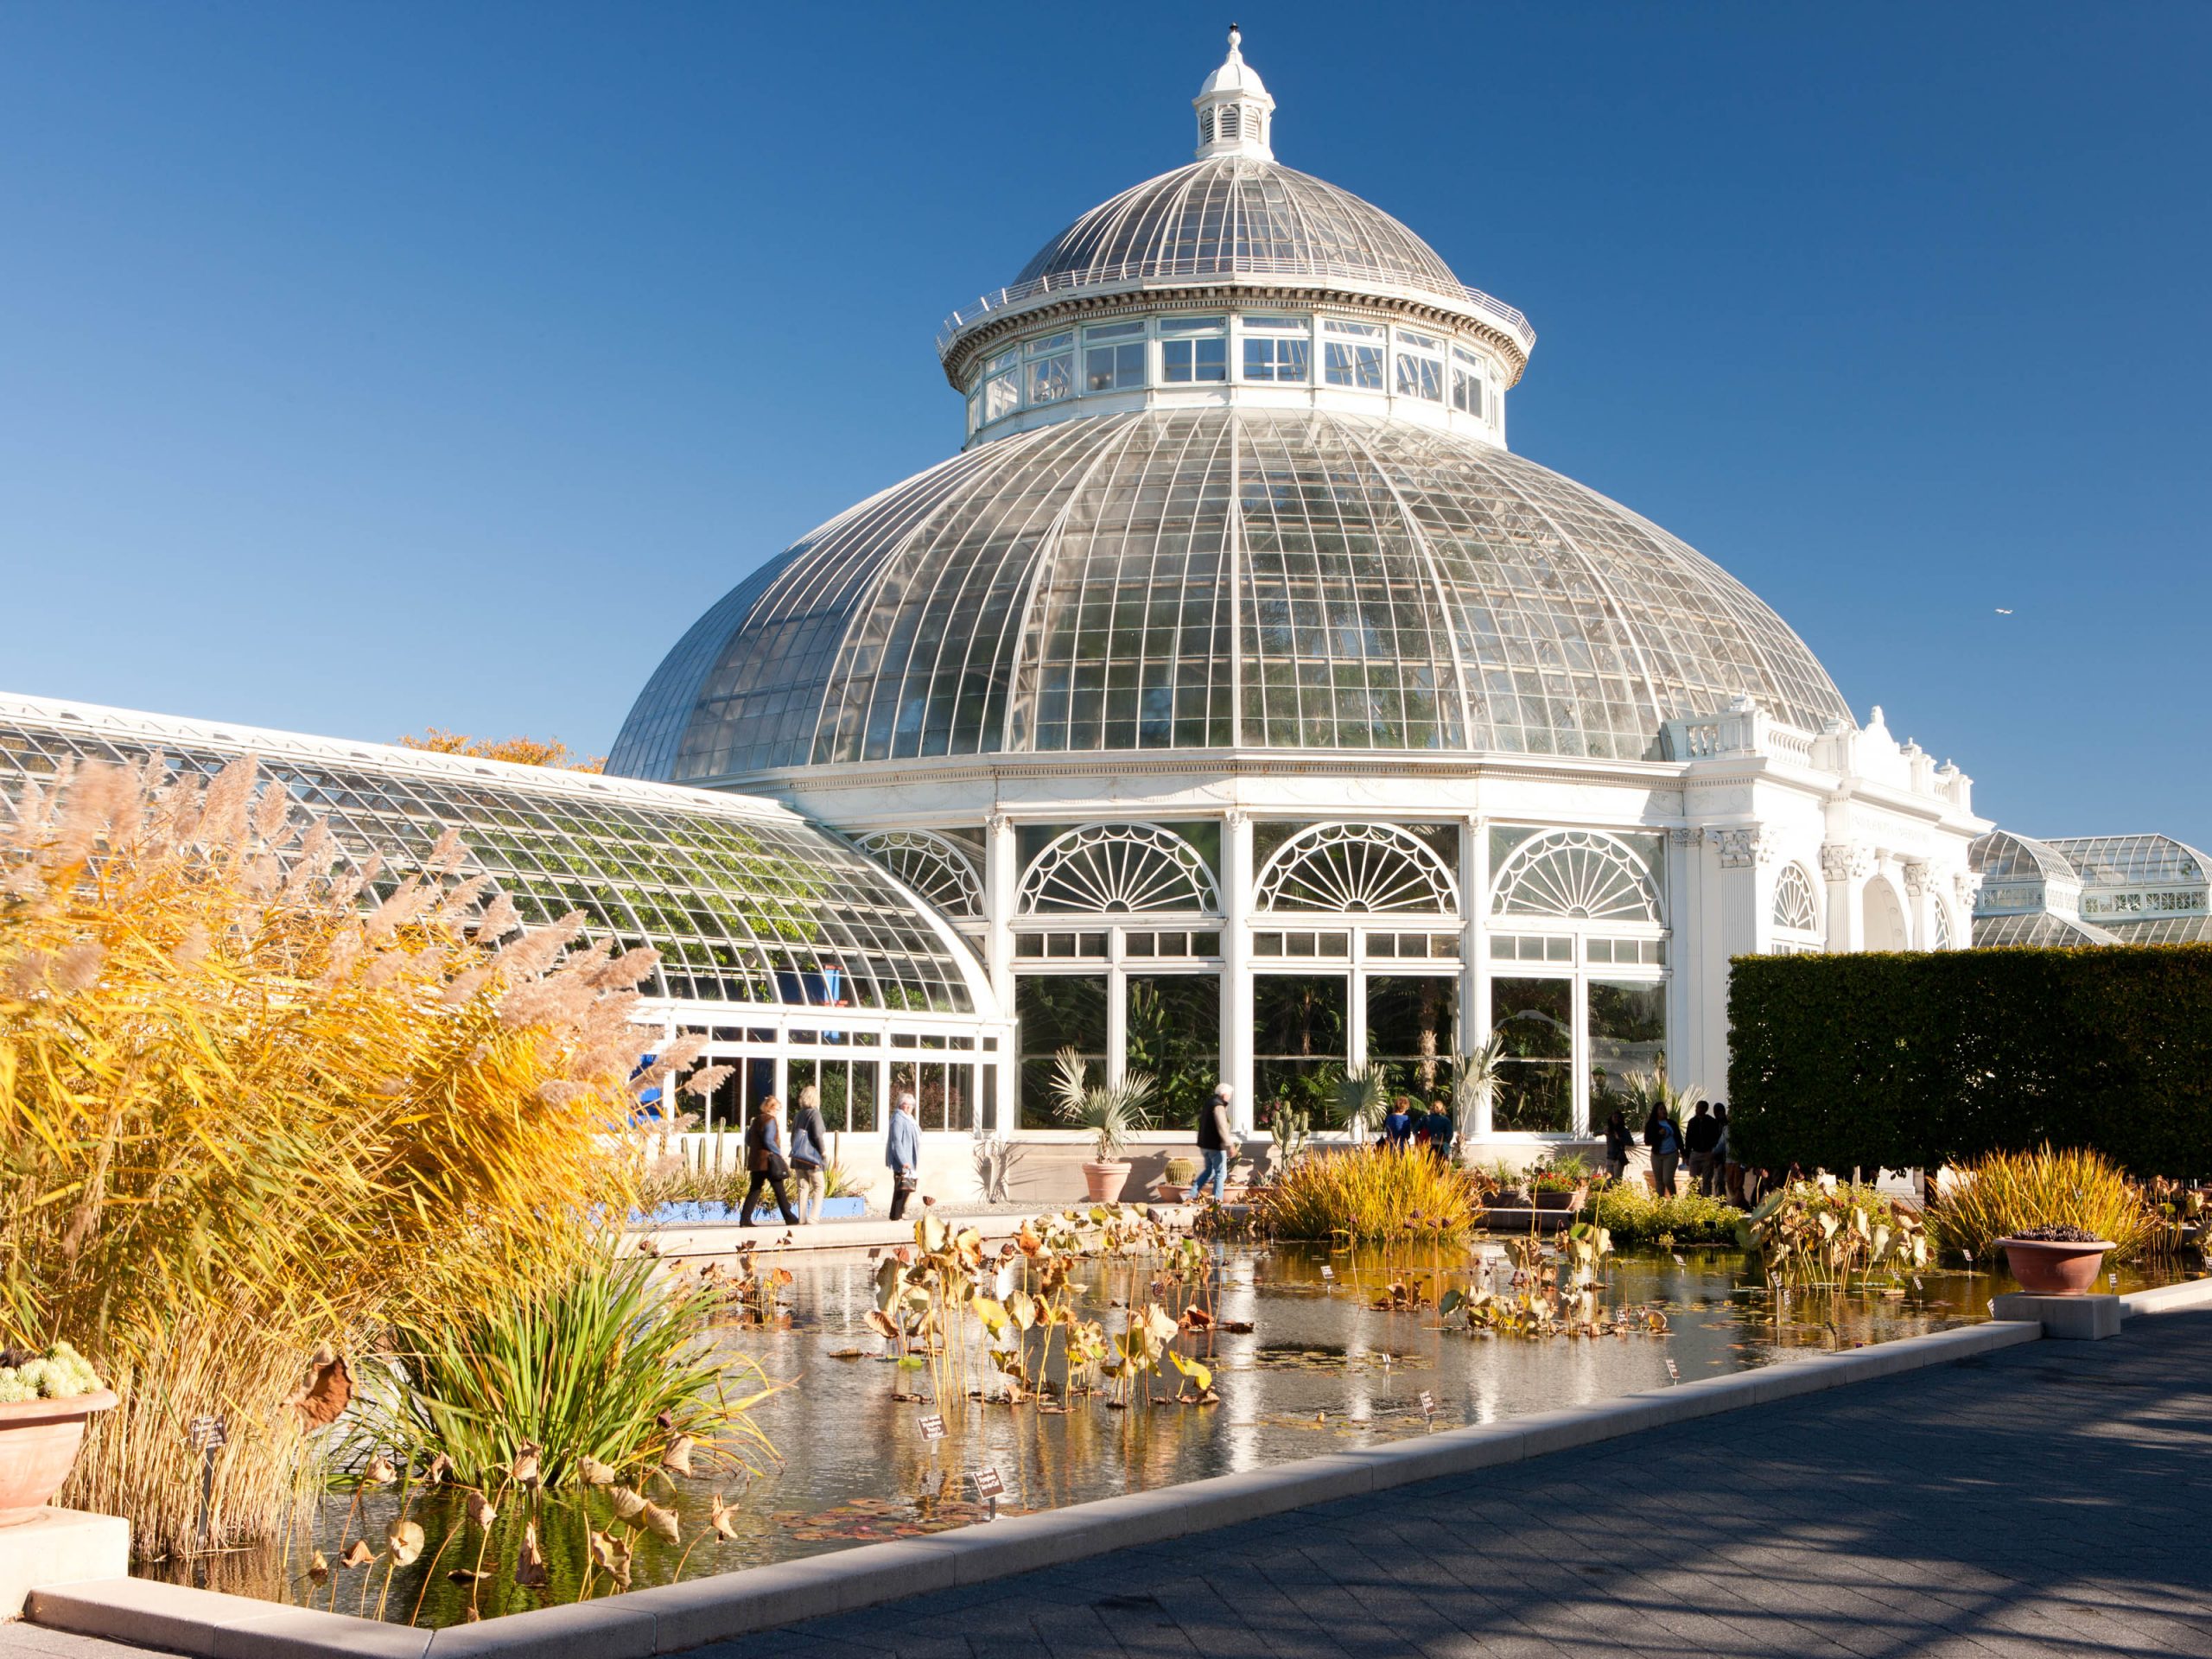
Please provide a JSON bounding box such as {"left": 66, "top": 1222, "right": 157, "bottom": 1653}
{"left": 1588, "top": 979, "right": 1666, "bottom": 1109}
{"left": 1325, "top": 341, "right": 1383, "bottom": 389}
{"left": 1017, "top": 974, "right": 1108, "bottom": 1129}
{"left": 984, "top": 370, "right": 1020, "bottom": 421}
{"left": 1027, "top": 353, "right": 1072, "bottom": 404}
{"left": 1254, "top": 973, "right": 1347, "bottom": 1124}
{"left": 1125, "top": 974, "right": 1222, "bottom": 1129}
{"left": 1491, "top": 976, "right": 1571, "bottom": 1132}
{"left": 1367, "top": 975, "right": 1458, "bottom": 1102}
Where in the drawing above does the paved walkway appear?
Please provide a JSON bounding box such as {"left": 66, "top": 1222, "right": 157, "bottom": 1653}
{"left": 685, "top": 1309, "right": 2212, "bottom": 1659}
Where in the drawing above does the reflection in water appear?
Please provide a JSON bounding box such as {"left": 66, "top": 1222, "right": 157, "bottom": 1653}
{"left": 151, "top": 1242, "right": 2177, "bottom": 1627}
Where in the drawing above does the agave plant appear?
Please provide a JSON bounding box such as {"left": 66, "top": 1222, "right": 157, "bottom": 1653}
{"left": 1051, "top": 1047, "right": 1157, "bottom": 1162}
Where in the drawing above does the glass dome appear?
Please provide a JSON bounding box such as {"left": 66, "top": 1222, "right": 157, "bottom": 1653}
{"left": 608, "top": 408, "right": 1850, "bottom": 784}
{"left": 1020, "top": 157, "right": 1465, "bottom": 309}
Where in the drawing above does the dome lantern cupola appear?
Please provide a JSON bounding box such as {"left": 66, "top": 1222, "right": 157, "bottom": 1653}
{"left": 1193, "top": 26, "right": 1274, "bottom": 161}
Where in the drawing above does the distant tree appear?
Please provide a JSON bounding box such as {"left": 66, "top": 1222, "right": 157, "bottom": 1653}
{"left": 396, "top": 728, "right": 605, "bottom": 772}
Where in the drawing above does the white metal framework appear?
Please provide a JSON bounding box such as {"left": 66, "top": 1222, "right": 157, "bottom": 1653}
{"left": 1017, "top": 823, "right": 1221, "bottom": 916}
{"left": 1492, "top": 831, "right": 1662, "bottom": 925}
{"left": 1255, "top": 822, "right": 1458, "bottom": 914}
{"left": 1773, "top": 863, "right": 1821, "bottom": 934}
{"left": 855, "top": 829, "right": 984, "bottom": 918}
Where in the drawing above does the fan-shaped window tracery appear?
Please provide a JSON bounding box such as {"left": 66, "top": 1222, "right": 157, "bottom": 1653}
{"left": 1491, "top": 831, "right": 1661, "bottom": 925}
{"left": 1772, "top": 864, "right": 1821, "bottom": 936}
{"left": 1018, "top": 823, "right": 1221, "bottom": 915}
{"left": 1254, "top": 823, "right": 1459, "bottom": 915}
{"left": 855, "top": 830, "right": 984, "bottom": 919}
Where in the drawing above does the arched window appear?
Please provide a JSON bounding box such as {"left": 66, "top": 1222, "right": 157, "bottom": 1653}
{"left": 1019, "top": 823, "right": 1220, "bottom": 915}
{"left": 855, "top": 830, "right": 983, "bottom": 919}
{"left": 1932, "top": 902, "right": 1954, "bottom": 951}
{"left": 1254, "top": 823, "right": 1459, "bottom": 915}
{"left": 1491, "top": 830, "right": 1661, "bottom": 924}
{"left": 1772, "top": 864, "right": 1821, "bottom": 935}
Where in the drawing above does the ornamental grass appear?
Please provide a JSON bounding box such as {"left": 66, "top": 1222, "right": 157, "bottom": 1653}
{"left": 1928, "top": 1144, "right": 2156, "bottom": 1261}
{"left": 0, "top": 753, "right": 723, "bottom": 1558}
{"left": 1254, "top": 1143, "right": 1483, "bottom": 1241}
{"left": 352, "top": 1248, "right": 778, "bottom": 1491}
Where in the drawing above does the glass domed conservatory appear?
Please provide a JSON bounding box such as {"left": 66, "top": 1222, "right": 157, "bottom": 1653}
{"left": 611, "top": 33, "right": 1989, "bottom": 1143}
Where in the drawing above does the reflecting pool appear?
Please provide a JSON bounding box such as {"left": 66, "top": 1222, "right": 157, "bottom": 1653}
{"left": 157, "top": 1239, "right": 2177, "bottom": 1626}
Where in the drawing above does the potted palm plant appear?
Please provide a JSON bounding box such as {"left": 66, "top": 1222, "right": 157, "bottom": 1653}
{"left": 0, "top": 1342, "right": 116, "bottom": 1522}
{"left": 1455, "top": 1033, "right": 1507, "bottom": 1148}
{"left": 1335, "top": 1064, "right": 1391, "bottom": 1145}
{"left": 1052, "top": 1048, "right": 1157, "bottom": 1204}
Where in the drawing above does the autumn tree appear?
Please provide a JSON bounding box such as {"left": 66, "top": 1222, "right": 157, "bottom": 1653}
{"left": 396, "top": 728, "right": 605, "bottom": 772}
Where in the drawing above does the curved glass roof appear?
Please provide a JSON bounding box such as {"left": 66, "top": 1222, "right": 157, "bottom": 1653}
{"left": 1972, "top": 911, "right": 2118, "bottom": 949}
{"left": 0, "top": 696, "right": 989, "bottom": 1015}
{"left": 943, "top": 158, "right": 1533, "bottom": 362}
{"left": 1968, "top": 830, "right": 2075, "bottom": 885}
{"left": 1018, "top": 157, "right": 1463, "bottom": 304}
{"left": 609, "top": 409, "right": 1850, "bottom": 783}
{"left": 2042, "top": 834, "right": 2212, "bottom": 887}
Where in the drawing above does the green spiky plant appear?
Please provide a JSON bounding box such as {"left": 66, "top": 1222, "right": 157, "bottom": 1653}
{"left": 1052, "top": 1047, "right": 1157, "bottom": 1161}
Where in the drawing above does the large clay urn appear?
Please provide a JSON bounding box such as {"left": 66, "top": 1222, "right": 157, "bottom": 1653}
{"left": 1082, "top": 1160, "right": 1133, "bottom": 1204}
{"left": 1997, "top": 1237, "right": 2115, "bottom": 1295}
{"left": 0, "top": 1389, "right": 118, "bottom": 1523}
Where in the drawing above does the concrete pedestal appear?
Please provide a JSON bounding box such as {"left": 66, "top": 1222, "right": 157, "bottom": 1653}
{"left": 1992, "top": 1291, "right": 2122, "bottom": 1341}
{"left": 0, "top": 1506, "right": 130, "bottom": 1618}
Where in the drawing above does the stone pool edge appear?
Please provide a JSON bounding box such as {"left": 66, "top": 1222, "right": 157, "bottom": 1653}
{"left": 29, "top": 1281, "right": 2212, "bottom": 1659}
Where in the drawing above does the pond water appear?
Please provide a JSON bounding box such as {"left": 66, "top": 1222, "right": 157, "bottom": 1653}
{"left": 157, "top": 1238, "right": 2179, "bottom": 1626}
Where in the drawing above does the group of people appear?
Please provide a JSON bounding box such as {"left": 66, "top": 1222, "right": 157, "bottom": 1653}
{"left": 737, "top": 1084, "right": 930, "bottom": 1225}
{"left": 1380, "top": 1094, "right": 1458, "bottom": 1160}
{"left": 1603, "top": 1098, "right": 1745, "bottom": 1200}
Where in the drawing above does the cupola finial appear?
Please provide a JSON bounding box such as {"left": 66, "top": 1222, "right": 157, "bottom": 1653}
{"left": 1194, "top": 25, "right": 1274, "bottom": 162}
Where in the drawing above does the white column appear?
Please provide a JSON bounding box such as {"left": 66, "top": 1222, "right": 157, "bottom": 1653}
{"left": 1822, "top": 842, "right": 1867, "bottom": 953}
{"left": 1106, "top": 935, "right": 1128, "bottom": 1089}
{"left": 984, "top": 812, "right": 1016, "bottom": 1007}
{"left": 1220, "top": 808, "right": 1255, "bottom": 1134}
{"left": 1463, "top": 814, "right": 1491, "bottom": 1136}
{"left": 1665, "top": 827, "right": 1696, "bottom": 1089}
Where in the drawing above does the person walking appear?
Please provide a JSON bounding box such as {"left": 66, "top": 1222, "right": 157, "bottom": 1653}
{"left": 740, "top": 1096, "right": 800, "bottom": 1227}
{"left": 1603, "top": 1109, "right": 1633, "bottom": 1185}
{"left": 788, "top": 1084, "right": 830, "bottom": 1224}
{"left": 1192, "top": 1082, "right": 1235, "bottom": 1202}
{"left": 1683, "top": 1100, "right": 1719, "bottom": 1196}
{"left": 1381, "top": 1094, "right": 1416, "bottom": 1149}
{"left": 1713, "top": 1103, "right": 1737, "bottom": 1200}
{"left": 1421, "top": 1096, "right": 1455, "bottom": 1163}
{"left": 1643, "top": 1101, "right": 1682, "bottom": 1196}
{"left": 885, "top": 1090, "right": 920, "bottom": 1219}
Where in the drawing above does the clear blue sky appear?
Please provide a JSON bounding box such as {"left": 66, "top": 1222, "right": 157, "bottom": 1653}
{"left": 3, "top": 3, "right": 2206, "bottom": 842}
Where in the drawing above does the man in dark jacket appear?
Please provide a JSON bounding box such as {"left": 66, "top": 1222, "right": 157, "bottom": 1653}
{"left": 1192, "top": 1083, "right": 1235, "bottom": 1203}
{"left": 1683, "top": 1100, "right": 1721, "bottom": 1196}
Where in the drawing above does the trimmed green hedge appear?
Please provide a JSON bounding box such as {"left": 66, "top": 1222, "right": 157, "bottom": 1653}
{"left": 1728, "top": 944, "right": 2212, "bottom": 1178}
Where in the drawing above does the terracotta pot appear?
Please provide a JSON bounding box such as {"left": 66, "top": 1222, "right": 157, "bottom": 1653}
{"left": 0, "top": 1389, "right": 118, "bottom": 1524}
{"left": 1997, "top": 1237, "right": 2115, "bottom": 1295}
{"left": 1082, "top": 1160, "right": 1133, "bottom": 1204}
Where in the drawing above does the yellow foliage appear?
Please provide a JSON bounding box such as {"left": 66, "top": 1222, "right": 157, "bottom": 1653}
{"left": 1929, "top": 1144, "right": 2156, "bottom": 1261}
{"left": 0, "top": 753, "right": 665, "bottom": 1556}
{"left": 395, "top": 728, "right": 605, "bottom": 772}
{"left": 1254, "top": 1143, "right": 1483, "bottom": 1240}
